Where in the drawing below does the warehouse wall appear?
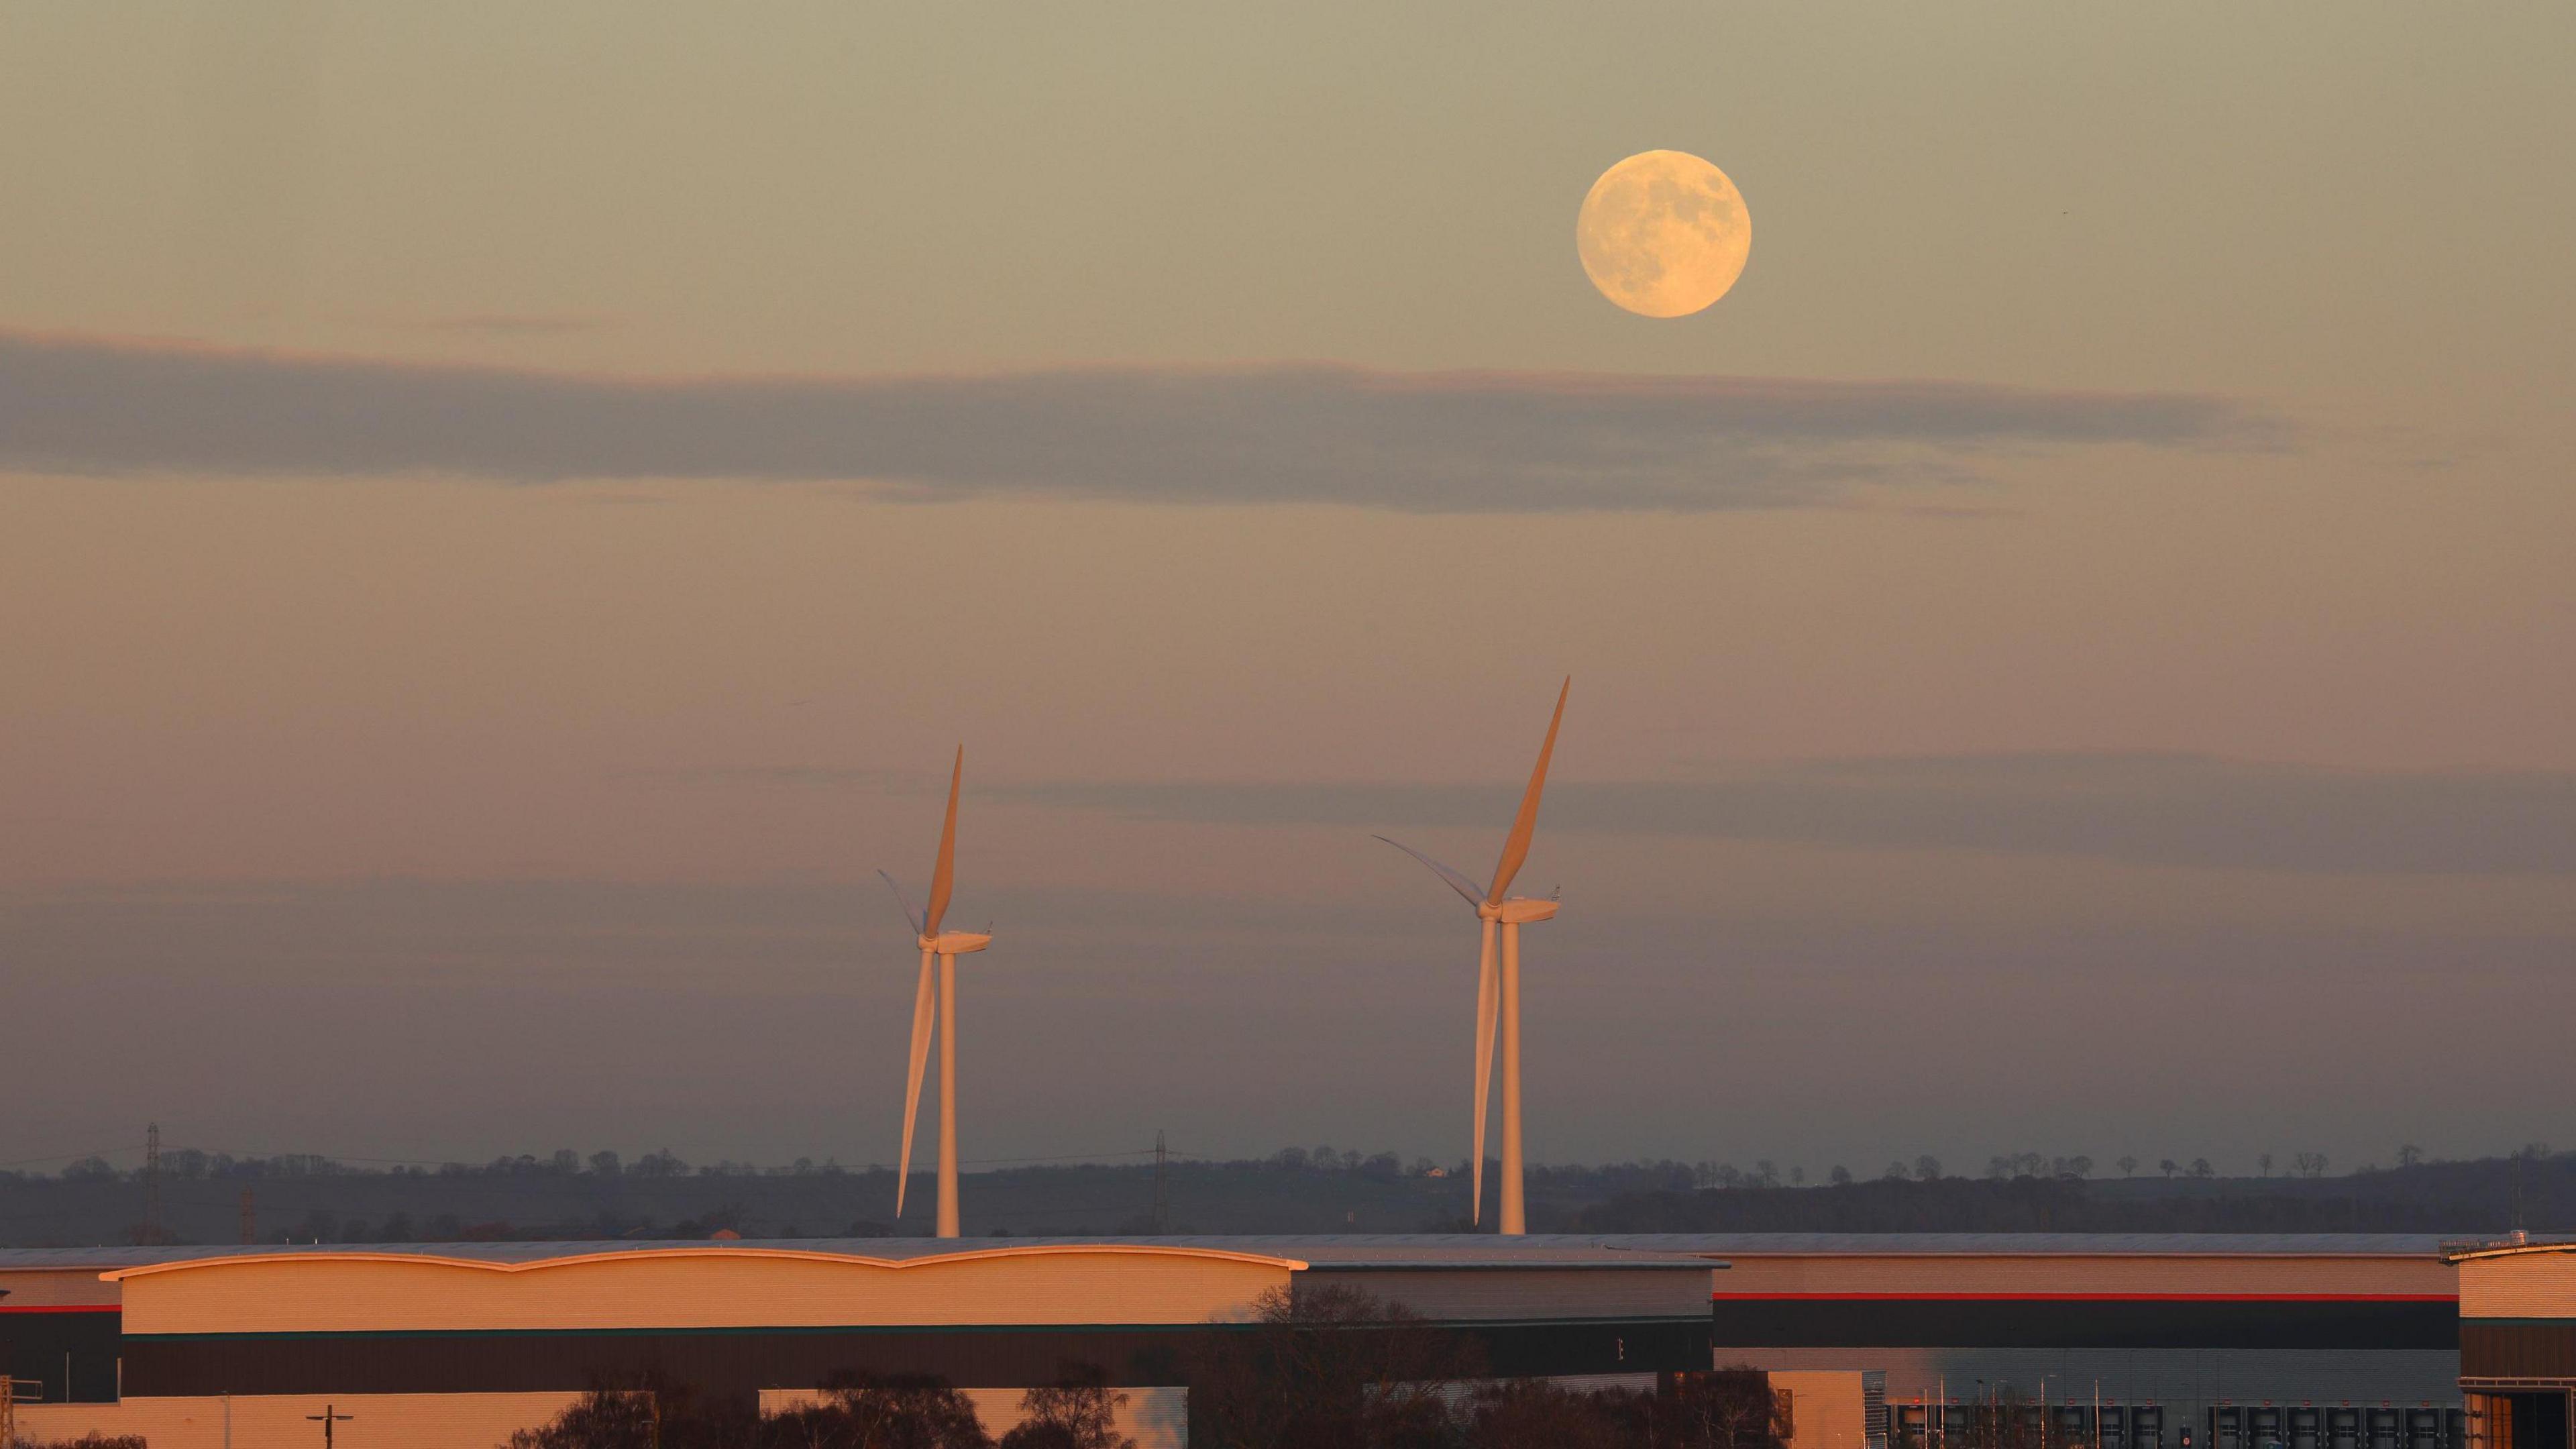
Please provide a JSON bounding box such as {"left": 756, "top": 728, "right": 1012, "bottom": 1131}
{"left": 2461, "top": 1254, "right": 2576, "bottom": 1322}
{"left": 0, "top": 1267, "right": 121, "bottom": 1307}
{"left": 1730, "top": 1345, "right": 2461, "bottom": 1434}
{"left": 1713, "top": 1297, "right": 2458, "bottom": 1351}
{"left": 122, "top": 1322, "right": 1226, "bottom": 1398}
{"left": 1774, "top": 1370, "right": 1872, "bottom": 1449}
{"left": 0, "top": 1313, "right": 121, "bottom": 1404}
{"left": 1304, "top": 1266, "right": 1711, "bottom": 1322}
{"left": 1717, "top": 1254, "right": 2457, "bottom": 1299}
{"left": 113, "top": 1245, "right": 1294, "bottom": 1334}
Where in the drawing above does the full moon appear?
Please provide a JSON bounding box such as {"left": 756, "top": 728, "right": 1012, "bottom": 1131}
{"left": 1575, "top": 150, "right": 1752, "bottom": 319}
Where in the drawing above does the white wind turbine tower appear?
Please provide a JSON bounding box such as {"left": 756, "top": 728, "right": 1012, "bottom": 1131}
{"left": 877, "top": 747, "right": 991, "bottom": 1239}
{"left": 1378, "top": 678, "right": 1567, "bottom": 1236}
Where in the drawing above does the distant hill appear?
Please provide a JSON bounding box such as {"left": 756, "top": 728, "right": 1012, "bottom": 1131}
{"left": 0, "top": 1150, "right": 1624, "bottom": 1246}
{"left": 3, "top": 1147, "right": 2565, "bottom": 1247}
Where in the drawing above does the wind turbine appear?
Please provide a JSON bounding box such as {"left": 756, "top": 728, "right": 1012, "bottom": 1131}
{"left": 878, "top": 747, "right": 991, "bottom": 1239}
{"left": 1377, "top": 678, "right": 1566, "bottom": 1236}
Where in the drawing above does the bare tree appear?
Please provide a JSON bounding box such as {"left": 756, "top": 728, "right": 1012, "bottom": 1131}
{"left": 1181, "top": 1282, "right": 1482, "bottom": 1449}
{"left": 1466, "top": 1369, "right": 1792, "bottom": 1449}
{"left": 1000, "top": 1364, "right": 1133, "bottom": 1449}
{"left": 1660, "top": 1368, "right": 1794, "bottom": 1449}
{"left": 1913, "top": 1155, "right": 1942, "bottom": 1182}
{"left": 505, "top": 1374, "right": 760, "bottom": 1449}
{"left": 1467, "top": 1378, "right": 1644, "bottom": 1449}
{"left": 788, "top": 1374, "right": 995, "bottom": 1448}
{"left": 2116, "top": 1155, "right": 2138, "bottom": 1177}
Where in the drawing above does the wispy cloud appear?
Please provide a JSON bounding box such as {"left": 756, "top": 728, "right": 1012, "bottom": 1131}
{"left": 0, "top": 331, "right": 2277, "bottom": 513}
{"left": 630, "top": 765, "right": 921, "bottom": 791}
{"left": 1002, "top": 754, "right": 2576, "bottom": 876}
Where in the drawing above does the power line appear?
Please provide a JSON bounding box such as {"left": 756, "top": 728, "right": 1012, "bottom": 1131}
{"left": 3, "top": 1138, "right": 1226, "bottom": 1190}
{"left": 954, "top": 1148, "right": 1161, "bottom": 1167}
{"left": 0, "top": 1144, "right": 144, "bottom": 1170}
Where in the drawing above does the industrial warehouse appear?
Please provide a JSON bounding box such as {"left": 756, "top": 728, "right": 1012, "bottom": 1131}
{"left": 0, "top": 1232, "right": 2530, "bottom": 1449}
{"left": 0, "top": 1235, "right": 1717, "bottom": 1446}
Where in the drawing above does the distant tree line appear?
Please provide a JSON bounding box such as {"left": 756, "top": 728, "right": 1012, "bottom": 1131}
{"left": 11, "top": 1139, "right": 2569, "bottom": 1246}
{"left": 1575, "top": 1146, "right": 2576, "bottom": 1235}
{"left": 26, "top": 1139, "right": 2549, "bottom": 1189}
{"left": 25, "top": 1146, "right": 859, "bottom": 1184}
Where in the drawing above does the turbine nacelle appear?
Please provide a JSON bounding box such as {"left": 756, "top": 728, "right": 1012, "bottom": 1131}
{"left": 1475, "top": 897, "right": 1557, "bottom": 924}
{"left": 921, "top": 930, "right": 991, "bottom": 955}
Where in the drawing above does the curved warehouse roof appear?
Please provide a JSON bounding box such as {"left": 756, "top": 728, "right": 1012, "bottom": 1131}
{"left": 95, "top": 1240, "right": 1312, "bottom": 1281}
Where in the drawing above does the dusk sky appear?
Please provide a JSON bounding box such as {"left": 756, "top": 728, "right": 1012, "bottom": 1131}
{"left": 3, "top": 4, "right": 2571, "bottom": 1181}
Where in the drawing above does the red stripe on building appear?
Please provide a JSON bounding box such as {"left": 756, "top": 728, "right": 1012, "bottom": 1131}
{"left": 1711, "top": 1293, "right": 2458, "bottom": 1303}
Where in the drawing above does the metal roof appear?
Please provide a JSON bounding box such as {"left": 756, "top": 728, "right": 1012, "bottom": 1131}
{"left": 0, "top": 1231, "right": 2451, "bottom": 1274}
{"left": 93, "top": 1241, "right": 1326, "bottom": 1282}
{"left": 0, "top": 1234, "right": 1717, "bottom": 1274}
{"left": 1161, "top": 1236, "right": 1722, "bottom": 1269}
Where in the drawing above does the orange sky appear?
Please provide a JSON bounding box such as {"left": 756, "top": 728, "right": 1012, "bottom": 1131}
{"left": 1, "top": 3, "right": 2570, "bottom": 1177}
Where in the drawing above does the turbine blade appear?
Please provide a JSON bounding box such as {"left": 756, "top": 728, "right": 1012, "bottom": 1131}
{"left": 1486, "top": 678, "right": 1569, "bottom": 904}
{"left": 895, "top": 948, "right": 935, "bottom": 1217}
{"left": 877, "top": 870, "right": 924, "bottom": 938}
{"left": 922, "top": 747, "right": 963, "bottom": 936}
{"left": 1374, "top": 836, "right": 1483, "bottom": 908}
{"left": 1472, "top": 918, "right": 1499, "bottom": 1226}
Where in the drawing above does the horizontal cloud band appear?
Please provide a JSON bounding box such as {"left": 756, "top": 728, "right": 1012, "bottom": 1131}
{"left": 1004, "top": 754, "right": 2576, "bottom": 876}
{"left": 0, "top": 331, "right": 2273, "bottom": 512}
